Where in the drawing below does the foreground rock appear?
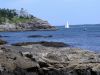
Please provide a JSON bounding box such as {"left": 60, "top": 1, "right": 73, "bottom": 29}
{"left": 0, "top": 42, "right": 99, "bottom": 75}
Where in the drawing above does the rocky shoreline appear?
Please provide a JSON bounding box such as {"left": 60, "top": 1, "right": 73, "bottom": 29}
{"left": 0, "top": 39, "right": 7, "bottom": 45}
{"left": 0, "top": 21, "right": 56, "bottom": 32}
{"left": 0, "top": 41, "right": 99, "bottom": 75}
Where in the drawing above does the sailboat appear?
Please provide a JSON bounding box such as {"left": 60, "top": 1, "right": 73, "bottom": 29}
{"left": 65, "top": 21, "right": 69, "bottom": 28}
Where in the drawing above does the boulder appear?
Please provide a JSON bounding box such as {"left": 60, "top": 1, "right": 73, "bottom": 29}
{"left": 0, "top": 39, "right": 7, "bottom": 45}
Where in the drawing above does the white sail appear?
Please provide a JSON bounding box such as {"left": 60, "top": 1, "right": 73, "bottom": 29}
{"left": 65, "top": 21, "right": 69, "bottom": 28}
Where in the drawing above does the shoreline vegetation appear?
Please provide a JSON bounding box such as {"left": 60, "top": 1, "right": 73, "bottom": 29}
{"left": 0, "top": 8, "right": 56, "bottom": 31}
{"left": 0, "top": 41, "right": 99, "bottom": 75}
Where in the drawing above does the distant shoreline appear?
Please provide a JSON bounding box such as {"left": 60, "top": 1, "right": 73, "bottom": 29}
{"left": 0, "top": 8, "right": 56, "bottom": 32}
{"left": 0, "top": 28, "right": 57, "bottom": 32}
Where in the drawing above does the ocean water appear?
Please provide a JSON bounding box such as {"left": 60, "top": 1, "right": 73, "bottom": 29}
{"left": 0, "top": 24, "right": 100, "bottom": 52}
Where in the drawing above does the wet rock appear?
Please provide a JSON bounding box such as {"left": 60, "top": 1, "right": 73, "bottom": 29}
{"left": 12, "top": 41, "right": 70, "bottom": 47}
{"left": 0, "top": 35, "right": 9, "bottom": 37}
{"left": 28, "top": 35, "right": 53, "bottom": 38}
{"left": 0, "top": 39, "right": 7, "bottom": 45}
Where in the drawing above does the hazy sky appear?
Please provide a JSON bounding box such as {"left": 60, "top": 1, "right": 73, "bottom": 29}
{"left": 0, "top": 0, "right": 100, "bottom": 25}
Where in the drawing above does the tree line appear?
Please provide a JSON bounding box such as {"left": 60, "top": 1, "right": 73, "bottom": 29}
{"left": 0, "top": 8, "right": 34, "bottom": 24}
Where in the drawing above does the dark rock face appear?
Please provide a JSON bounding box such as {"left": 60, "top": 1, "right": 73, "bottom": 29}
{"left": 28, "top": 35, "right": 53, "bottom": 38}
{"left": 0, "top": 67, "right": 99, "bottom": 75}
{"left": 12, "top": 41, "right": 70, "bottom": 47}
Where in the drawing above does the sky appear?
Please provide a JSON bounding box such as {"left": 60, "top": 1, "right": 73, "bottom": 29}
{"left": 0, "top": 0, "right": 100, "bottom": 26}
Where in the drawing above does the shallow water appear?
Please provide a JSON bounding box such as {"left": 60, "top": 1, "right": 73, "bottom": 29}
{"left": 0, "top": 24, "right": 100, "bottom": 52}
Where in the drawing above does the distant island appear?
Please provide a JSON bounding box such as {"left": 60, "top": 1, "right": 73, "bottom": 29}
{"left": 0, "top": 8, "right": 56, "bottom": 31}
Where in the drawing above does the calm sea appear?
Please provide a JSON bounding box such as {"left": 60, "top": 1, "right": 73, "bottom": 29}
{"left": 0, "top": 24, "right": 100, "bottom": 52}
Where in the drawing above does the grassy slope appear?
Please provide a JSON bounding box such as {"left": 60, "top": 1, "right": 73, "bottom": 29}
{"left": 8, "top": 17, "right": 38, "bottom": 24}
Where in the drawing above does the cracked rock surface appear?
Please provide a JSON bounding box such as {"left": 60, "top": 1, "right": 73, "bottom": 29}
{"left": 0, "top": 43, "right": 99, "bottom": 75}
